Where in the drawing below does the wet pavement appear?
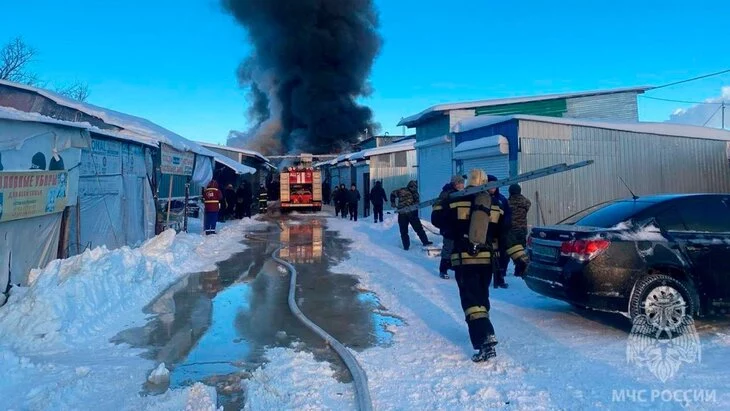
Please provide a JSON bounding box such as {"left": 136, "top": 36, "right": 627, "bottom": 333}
{"left": 113, "top": 216, "right": 403, "bottom": 410}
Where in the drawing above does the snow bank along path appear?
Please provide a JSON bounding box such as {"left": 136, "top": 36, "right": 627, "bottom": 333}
{"left": 271, "top": 246, "right": 373, "bottom": 411}
{"left": 0, "top": 218, "right": 260, "bottom": 410}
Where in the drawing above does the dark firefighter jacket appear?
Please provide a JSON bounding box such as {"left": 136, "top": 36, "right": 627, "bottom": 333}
{"left": 446, "top": 192, "right": 528, "bottom": 268}
{"left": 431, "top": 183, "right": 457, "bottom": 237}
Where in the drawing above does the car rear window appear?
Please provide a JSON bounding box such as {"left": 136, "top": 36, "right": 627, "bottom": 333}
{"left": 564, "top": 200, "right": 656, "bottom": 228}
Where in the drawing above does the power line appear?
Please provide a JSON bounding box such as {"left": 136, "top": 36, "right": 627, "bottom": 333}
{"left": 651, "top": 68, "right": 730, "bottom": 91}
{"left": 638, "top": 95, "right": 724, "bottom": 105}
{"left": 702, "top": 105, "right": 722, "bottom": 127}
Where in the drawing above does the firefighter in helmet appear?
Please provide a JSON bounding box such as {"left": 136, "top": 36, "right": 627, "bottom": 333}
{"left": 447, "top": 169, "right": 529, "bottom": 362}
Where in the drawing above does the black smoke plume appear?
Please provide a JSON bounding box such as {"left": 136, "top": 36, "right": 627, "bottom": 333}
{"left": 223, "top": 0, "right": 382, "bottom": 155}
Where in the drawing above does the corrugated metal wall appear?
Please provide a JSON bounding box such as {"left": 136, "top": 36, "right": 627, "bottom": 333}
{"left": 518, "top": 121, "right": 730, "bottom": 225}
{"left": 370, "top": 150, "right": 418, "bottom": 210}
{"left": 415, "top": 116, "right": 450, "bottom": 141}
{"left": 449, "top": 109, "right": 476, "bottom": 129}
{"left": 454, "top": 119, "right": 520, "bottom": 175}
{"left": 565, "top": 92, "right": 640, "bottom": 121}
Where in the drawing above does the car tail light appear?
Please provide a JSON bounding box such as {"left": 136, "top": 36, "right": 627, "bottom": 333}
{"left": 560, "top": 239, "right": 610, "bottom": 261}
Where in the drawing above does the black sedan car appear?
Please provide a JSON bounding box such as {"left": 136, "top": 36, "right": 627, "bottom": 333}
{"left": 523, "top": 194, "right": 730, "bottom": 324}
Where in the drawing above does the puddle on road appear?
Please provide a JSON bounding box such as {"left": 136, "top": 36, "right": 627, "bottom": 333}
{"left": 114, "top": 217, "right": 403, "bottom": 410}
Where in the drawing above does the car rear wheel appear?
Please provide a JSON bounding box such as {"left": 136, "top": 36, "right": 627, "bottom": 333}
{"left": 629, "top": 274, "right": 696, "bottom": 331}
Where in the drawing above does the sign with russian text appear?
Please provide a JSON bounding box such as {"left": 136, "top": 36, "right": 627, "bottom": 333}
{"left": 80, "top": 138, "right": 122, "bottom": 177}
{"left": 0, "top": 171, "right": 69, "bottom": 223}
{"left": 160, "top": 144, "right": 194, "bottom": 176}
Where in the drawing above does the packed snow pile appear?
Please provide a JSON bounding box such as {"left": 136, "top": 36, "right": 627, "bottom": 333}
{"left": 609, "top": 221, "right": 666, "bottom": 242}
{"left": 148, "top": 362, "right": 171, "bottom": 385}
{"left": 0, "top": 221, "right": 252, "bottom": 354}
{"left": 243, "top": 347, "right": 355, "bottom": 410}
{"left": 137, "top": 382, "right": 220, "bottom": 411}
{"left": 183, "top": 382, "right": 221, "bottom": 411}
{"left": 0, "top": 218, "right": 262, "bottom": 410}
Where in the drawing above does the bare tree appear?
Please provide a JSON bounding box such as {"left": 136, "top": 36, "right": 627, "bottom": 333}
{"left": 0, "top": 37, "right": 39, "bottom": 85}
{"left": 55, "top": 81, "right": 91, "bottom": 102}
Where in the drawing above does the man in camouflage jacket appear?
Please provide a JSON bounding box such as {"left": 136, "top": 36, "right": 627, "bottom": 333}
{"left": 390, "top": 180, "right": 432, "bottom": 250}
{"left": 508, "top": 184, "right": 532, "bottom": 248}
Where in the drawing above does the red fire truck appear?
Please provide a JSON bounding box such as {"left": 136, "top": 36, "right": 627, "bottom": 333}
{"left": 279, "top": 154, "right": 323, "bottom": 212}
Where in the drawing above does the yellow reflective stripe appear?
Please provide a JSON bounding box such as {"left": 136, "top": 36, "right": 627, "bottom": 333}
{"left": 510, "top": 249, "right": 527, "bottom": 260}
{"left": 490, "top": 205, "right": 503, "bottom": 213}
{"left": 457, "top": 208, "right": 470, "bottom": 220}
{"left": 449, "top": 201, "right": 472, "bottom": 209}
{"left": 460, "top": 258, "right": 491, "bottom": 265}
{"left": 470, "top": 312, "right": 489, "bottom": 320}
{"left": 204, "top": 200, "right": 219, "bottom": 203}
{"left": 507, "top": 245, "right": 524, "bottom": 255}
{"left": 432, "top": 205, "right": 443, "bottom": 211}
{"left": 489, "top": 212, "right": 501, "bottom": 223}
{"left": 465, "top": 306, "right": 488, "bottom": 316}
{"left": 452, "top": 252, "right": 491, "bottom": 259}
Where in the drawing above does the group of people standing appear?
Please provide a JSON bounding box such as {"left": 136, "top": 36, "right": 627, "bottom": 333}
{"left": 328, "top": 179, "right": 419, "bottom": 230}
{"left": 202, "top": 180, "right": 257, "bottom": 235}
{"left": 433, "top": 175, "right": 532, "bottom": 287}
{"left": 331, "top": 184, "right": 362, "bottom": 221}
{"left": 431, "top": 170, "right": 532, "bottom": 363}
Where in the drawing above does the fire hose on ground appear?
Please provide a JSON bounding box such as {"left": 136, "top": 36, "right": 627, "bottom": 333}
{"left": 271, "top": 248, "right": 373, "bottom": 411}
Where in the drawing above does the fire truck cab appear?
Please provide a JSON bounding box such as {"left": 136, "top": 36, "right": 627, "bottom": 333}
{"left": 279, "top": 153, "right": 323, "bottom": 212}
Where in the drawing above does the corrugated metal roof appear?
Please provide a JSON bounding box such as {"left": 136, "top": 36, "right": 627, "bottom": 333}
{"left": 361, "top": 138, "right": 415, "bottom": 156}
{"left": 208, "top": 151, "right": 256, "bottom": 175}
{"left": 0, "top": 79, "right": 213, "bottom": 157}
{"left": 398, "top": 86, "right": 653, "bottom": 127}
{"left": 198, "top": 142, "right": 271, "bottom": 163}
{"left": 0, "top": 105, "right": 90, "bottom": 130}
{"left": 323, "top": 139, "right": 417, "bottom": 167}
{"left": 454, "top": 114, "right": 730, "bottom": 141}
{"left": 0, "top": 105, "right": 157, "bottom": 148}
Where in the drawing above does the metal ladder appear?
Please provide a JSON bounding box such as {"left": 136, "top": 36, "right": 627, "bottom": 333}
{"left": 396, "top": 160, "right": 595, "bottom": 213}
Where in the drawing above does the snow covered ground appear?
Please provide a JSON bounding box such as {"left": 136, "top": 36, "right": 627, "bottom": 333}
{"left": 2, "top": 209, "right": 728, "bottom": 410}
{"left": 245, "top": 212, "right": 730, "bottom": 410}
{"left": 0, "top": 217, "right": 261, "bottom": 410}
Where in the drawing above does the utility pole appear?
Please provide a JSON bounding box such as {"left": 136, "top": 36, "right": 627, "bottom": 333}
{"left": 722, "top": 101, "right": 726, "bottom": 130}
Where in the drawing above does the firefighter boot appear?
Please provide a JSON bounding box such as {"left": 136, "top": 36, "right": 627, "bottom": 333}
{"left": 493, "top": 271, "right": 509, "bottom": 289}
{"left": 438, "top": 259, "right": 450, "bottom": 279}
{"left": 472, "top": 336, "right": 498, "bottom": 363}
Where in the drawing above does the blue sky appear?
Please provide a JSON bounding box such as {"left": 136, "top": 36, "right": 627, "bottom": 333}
{"left": 1, "top": 0, "right": 729, "bottom": 145}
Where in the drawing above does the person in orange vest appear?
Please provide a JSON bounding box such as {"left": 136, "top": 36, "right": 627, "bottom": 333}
{"left": 203, "top": 180, "right": 223, "bottom": 235}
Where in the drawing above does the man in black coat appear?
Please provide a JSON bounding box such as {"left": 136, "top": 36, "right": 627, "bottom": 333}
{"left": 347, "top": 184, "right": 361, "bottom": 221}
{"left": 223, "top": 184, "right": 237, "bottom": 221}
{"left": 236, "top": 181, "right": 253, "bottom": 218}
{"left": 323, "top": 180, "right": 331, "bottom": 205}
{"left": 336, "top": 184, "right": 348, "bottom": 219}
{"left": 369, "top": 181, "right": 387, "bottom": 223}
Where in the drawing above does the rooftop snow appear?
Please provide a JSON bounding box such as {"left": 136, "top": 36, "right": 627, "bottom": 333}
{"left": 361, "top": 138, "right": 415, "bottom": 157}
{"left": 197, "top": 142, "right": 271, "bottom": 163}
{"left": 329, "top": 138, "right": 416, "bottom": 167}
{"left": 0, "top": 105, "right": 91, "bottom": 130}
{"left": 453, "top": 114, "right": 730, "bottom": 141}
{"left": 207, "top": 150, "right": 256, "bottom": 174}
{"left": 398, "top": 86, "right": 653, "bottom": 127}
{"left": 0, "top": 79, "right": 213, "bottom": 157}
{"left": 453, "top": 135, "right": 506, "bottom": 153}
{"left": 0, "top": 106, "right": 157, "bottom": 148}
